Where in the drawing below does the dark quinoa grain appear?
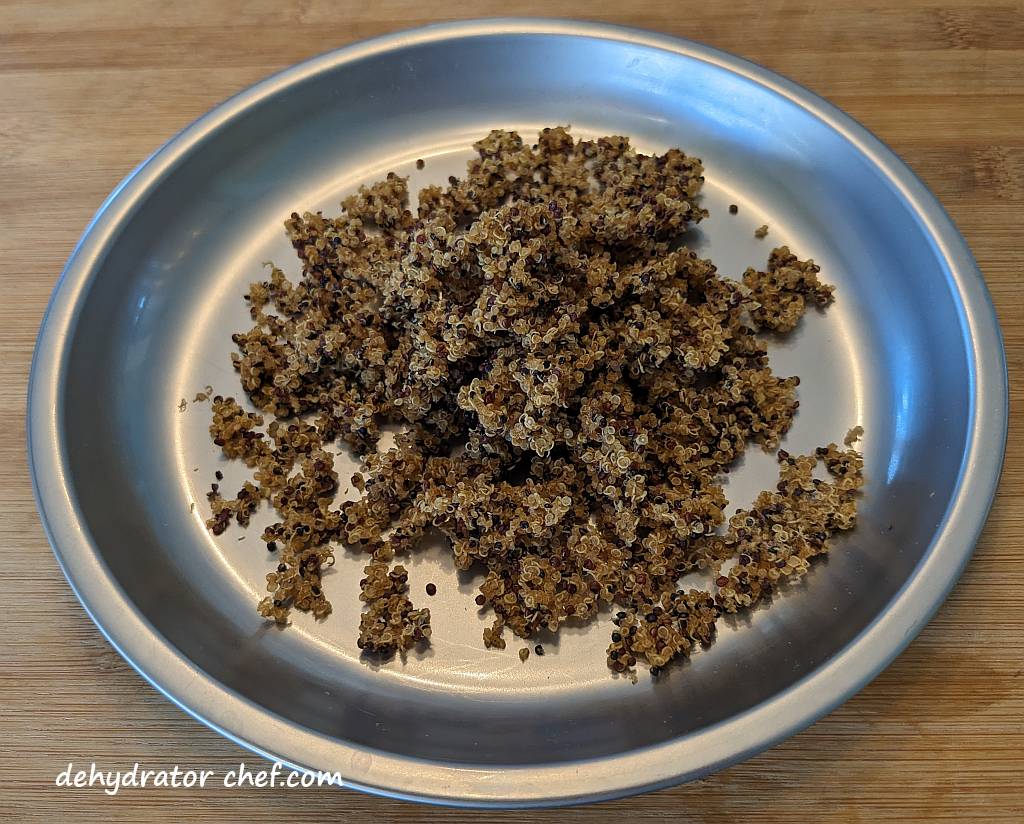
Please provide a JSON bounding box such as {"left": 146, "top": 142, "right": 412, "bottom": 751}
{"left": 204, "top": 126, "right": 862, "bottom": 678}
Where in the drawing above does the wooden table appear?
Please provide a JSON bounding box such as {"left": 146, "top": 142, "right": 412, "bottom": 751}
{"left": 3, "top": 2, "right": 1022, "bottom": 821}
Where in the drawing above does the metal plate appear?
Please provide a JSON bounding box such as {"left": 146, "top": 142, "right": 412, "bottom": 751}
{"left": 28, "top": 19, "right": 1007, "bottom": 808}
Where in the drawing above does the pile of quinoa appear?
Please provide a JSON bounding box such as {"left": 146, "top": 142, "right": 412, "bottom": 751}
{"left": 205, "top": 126, "right": 863, "bottom": 675}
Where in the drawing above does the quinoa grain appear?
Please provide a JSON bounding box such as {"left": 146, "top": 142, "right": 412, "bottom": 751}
{"left": 205, "top": 127, "right": 862, "bottom": 677}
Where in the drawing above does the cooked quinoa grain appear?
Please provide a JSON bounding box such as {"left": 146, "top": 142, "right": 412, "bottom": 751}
{"left": 357, "top": 562, "right": 430, "bottom": 655}
{"left": 742, "top": 246, "right": 834, "bottom": 333}
{"left": 206, "top": 126, "right": 862, "bottom": 676}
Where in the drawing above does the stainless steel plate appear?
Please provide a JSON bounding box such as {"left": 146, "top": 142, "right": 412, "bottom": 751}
{"left": 29, "top": 19, "right": 1007, "bottom": 808}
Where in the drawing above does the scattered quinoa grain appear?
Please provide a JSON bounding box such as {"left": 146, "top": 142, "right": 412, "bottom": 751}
{"left": 204, "top": 126, "right": 862, "bottom": 678}
{"left": 743, "top": 246, "right": 833, "bottom": 332}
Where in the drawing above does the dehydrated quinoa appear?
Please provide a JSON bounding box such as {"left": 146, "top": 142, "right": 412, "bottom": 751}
{"left": 205, "top": 126, "right": 862, "bottom": 677}
{"left": 357, "top": 562, "right": 431, "bottom": 655}
{"left": 713, "top": 444, "right": 864, "bottom": 614}
{"left": 844, "top": 425, "right": 864, "bottom": 447}
{"left": 742, "top": 246, "right": 833, "bottom": 333}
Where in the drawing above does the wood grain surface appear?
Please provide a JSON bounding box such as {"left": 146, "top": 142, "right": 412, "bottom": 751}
{"left": 2, "top": 1, "right": 1022, "bottom": 821}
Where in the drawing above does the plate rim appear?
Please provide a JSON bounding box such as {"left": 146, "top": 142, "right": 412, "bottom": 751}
{"left": 27, "top": 17, "right": 1008, "bottom": 808}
